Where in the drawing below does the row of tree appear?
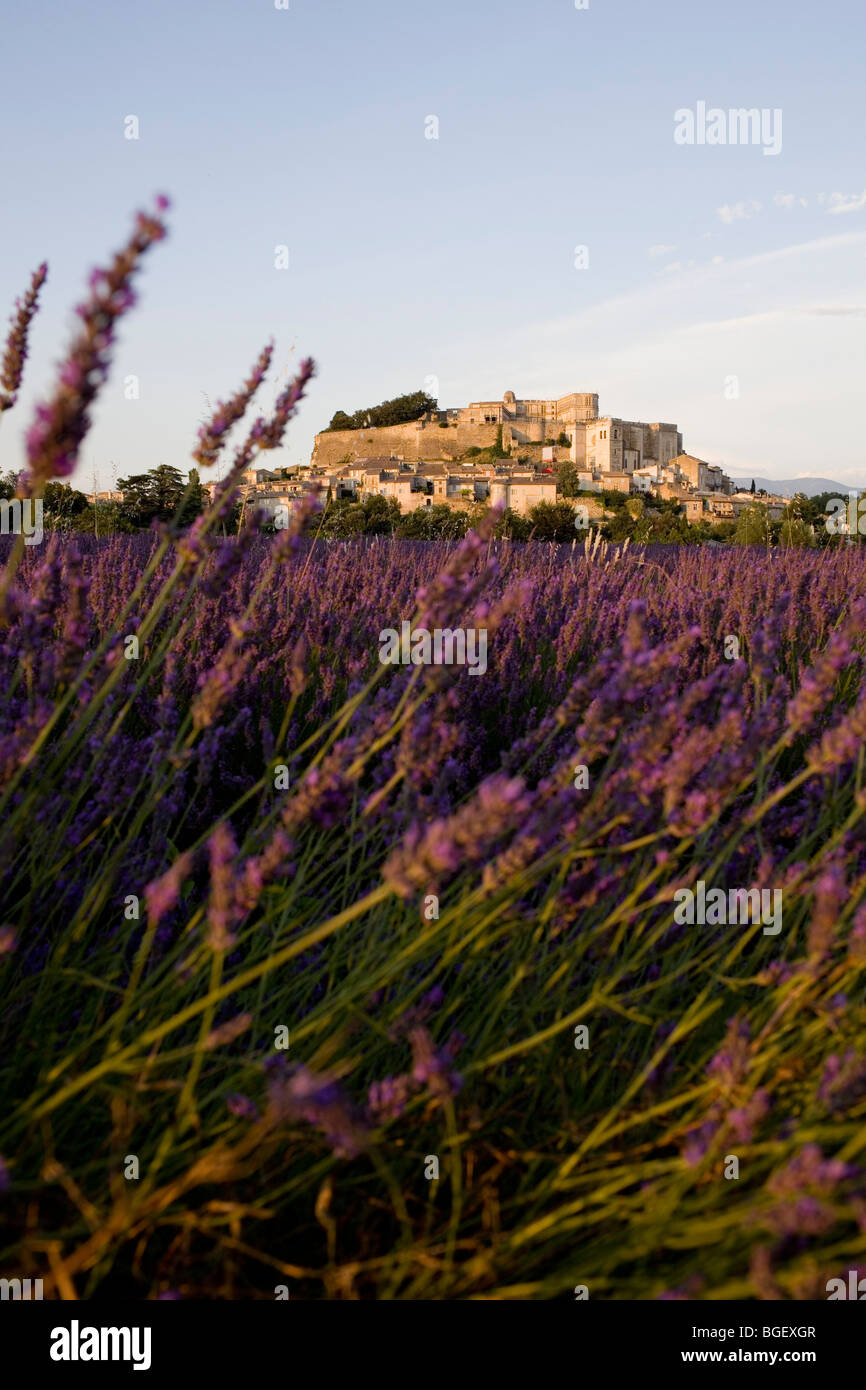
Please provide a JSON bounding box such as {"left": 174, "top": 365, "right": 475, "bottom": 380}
{"left": 326, "top": 390, "right": 437, "bottom": 433}
{"left": 0, "top": 465, "right": 209, "bottom": 534}
{"left": 0, "top": 466, "right": 852, "bottom": 548}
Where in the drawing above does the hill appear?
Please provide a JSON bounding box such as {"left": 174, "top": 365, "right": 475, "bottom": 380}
{"left": 724, "top": 473, "right": 862, "bottom": 498}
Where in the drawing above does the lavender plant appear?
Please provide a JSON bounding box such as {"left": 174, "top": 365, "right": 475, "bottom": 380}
{"left": 1, "top": 205, "right": 865, "bottom": 1301}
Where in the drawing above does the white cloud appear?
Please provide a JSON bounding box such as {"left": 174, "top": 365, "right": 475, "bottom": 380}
{"left": 799, "top": 304, "right": 866, "bottom": 317}
{"left": 680, "top": 309, "right": 788, "bottom": 334}
{"left": 774, "top": 193, "right": 808, "bottom": 210}
{"left": 717, "top": 200, "right": 762, "bottom": 224}
{"left": 828, "top": 191, "right": 866, "bottom": 215}
{"left": 648, "top": 243, "right": 676, "bottom": 258}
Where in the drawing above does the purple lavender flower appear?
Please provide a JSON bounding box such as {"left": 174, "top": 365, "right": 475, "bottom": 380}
{"left": 762, "top": 1144, "right": 856, "bottom": 1236}
{"left": 268, "top": 1064, "right": 368, "bottom": 1158}
{"left": 205, "top": 821, "right": 238, "bottom": 951}
{"left": 23, "top": 199, "right": 168, "bottom": 488}
{"left": 250, "top": 357, "right": 316, "bottom": 450}
{"left": 0, "top": 262, "right": 48, "bottom": 413}
{"left": 194, "top": 341, "right": 274, "bottom": 467}
{"left": 226, "top": 1093, "right": 260, "bottom": 1121}
{"left": 144, "top": 850, "right": 194, "bottom": 927}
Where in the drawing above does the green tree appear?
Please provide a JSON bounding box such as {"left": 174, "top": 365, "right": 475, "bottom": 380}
{"left": 117, "top": 464, "right": 204, "bottom": 529}
{"left": 328, "top": 411, "right": 355, "bottom": 432}
{"left": 41, "top": 481, "right": 89, "bottom": 527}
{"left": 779, "top": 516, "right": 815, "bottom": 548}
{"left": 396, "top": 504, "right": 470, "bottom": 540}
{"left": 326, "top": 390, "right": 437, "bottom": 432}
{"left": 527, "top": 500, "right": 580, "bottom": 542}
{"left": 557, "top": 461, "right": 580, "bottom": 499}
{"left": 633, "top": 507, "right": 692, "bottom": 544}
{"left": 779, "top": 495, "right": 815, "bottom": 547}
{"left": 733, "top": 502, "right": 772, "bottom": 546}
{"left": 360, "top": 494, "right": 400, "bottom": 534}
{"left": 0, "top": 470, "right": 20, "bottom": 501}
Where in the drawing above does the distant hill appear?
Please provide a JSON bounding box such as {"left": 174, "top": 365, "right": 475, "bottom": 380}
{"left": 724, "top": 473, "right": 863, "bottom": 498}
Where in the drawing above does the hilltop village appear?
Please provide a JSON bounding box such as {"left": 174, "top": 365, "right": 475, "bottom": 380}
{"left": 211, "top": 389, "right": 788, "bottom": 528}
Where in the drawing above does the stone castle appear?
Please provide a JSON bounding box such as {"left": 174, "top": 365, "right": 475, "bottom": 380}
{"left": 311, "top": 389, "right": 691, "bottom": 479}
{"left": 219, "top": 386, "right": 768, "bottom": 525}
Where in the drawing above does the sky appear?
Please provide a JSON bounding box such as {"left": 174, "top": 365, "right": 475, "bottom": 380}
{"left": 1, "top": 0, "right": 864, "bottom": 489}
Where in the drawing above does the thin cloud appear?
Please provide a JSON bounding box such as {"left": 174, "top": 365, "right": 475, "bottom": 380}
{"left": 828, "top": 191, "right": 866, "bottom": 215}
{"left": 798, "top": 304, "right": 866, "bottom": 316}
{"left": 717, "top": 200, "right": 762, "bottom": 224}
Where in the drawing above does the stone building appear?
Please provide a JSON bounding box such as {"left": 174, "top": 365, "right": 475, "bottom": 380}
{"left": 310, "top": 389, "right": 685, "bottom": 474}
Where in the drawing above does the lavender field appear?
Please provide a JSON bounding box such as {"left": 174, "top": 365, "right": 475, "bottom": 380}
{"left": 2, "top": 522, "right": 866, "bottom": 1299}
{"left": 2, "top": 206, "right": 866, "bottom": 1301}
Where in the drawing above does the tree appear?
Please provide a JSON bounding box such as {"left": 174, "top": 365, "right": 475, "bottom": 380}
{"left": 750, "top": 478, "right": 756, "bottom": 494}
{"left": 633, "top": 507, "right": 692, "bottom": 544}
{"left": 779, "top": 495, "right": 815, "bottom": 547}
{"left": 557, "top": 461, "right": 580, "bottom": 499}
{"left": 321, "top": 500, "right": 367, "bottom": 539}
{"left": 0, "top": 470, "right": 20, "bottom": 501}
{"left": 326, "top": 391, "right": 437, "bottom": 432}
{"left": 396, "top": 503, "right": 470, "bottom": 540}
{"left": 328, "top": 411, "right": 355, "bottom": 432}
{"left": 360, "top": 494, "right": 400, "bottom": 535}
{"left": 527, "top": 500, "right": 580, "bottom": 542}
{"left": 733, "top": 502, "right": 772, "bottom": 546}
{"left": 117, "top": 464, "right": 204, "bottom": 529}
{"left": 179, "top": 467, "right": 206, "bottom": 527}
{"left": 42, "top": 481, "right": 89, "bottom": 528}
{"left": 556, "top": 431, "right": 571, "bottom": 448}
{"left": 779, "top": 516, "right": 815, "bottom": 548}
{"left": 493, "top": 507, "right": 531, "bottom": 541}
{"left": 318, "top": 493, "right": 400, "bottom": 538}
{"left": 78, "top": 501, "right": 136, "bottom": 535}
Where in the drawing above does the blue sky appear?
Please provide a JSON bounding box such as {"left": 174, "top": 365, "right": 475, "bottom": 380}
{"left": 1, "top": 0, "right": 864, "bottom": 487}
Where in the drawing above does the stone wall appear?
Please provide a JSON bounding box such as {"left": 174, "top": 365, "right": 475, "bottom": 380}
{"left": 312, "top": 418, "right": 500, "bottom": 469}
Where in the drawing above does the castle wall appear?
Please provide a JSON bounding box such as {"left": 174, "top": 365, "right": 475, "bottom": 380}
{"left": 311, "top": 418, "right": 499, "bottom": 469}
